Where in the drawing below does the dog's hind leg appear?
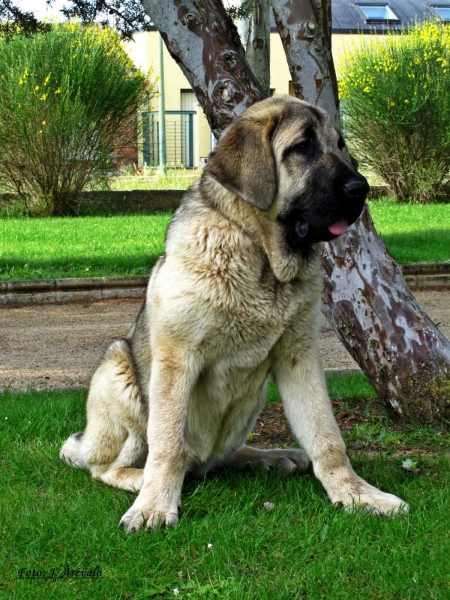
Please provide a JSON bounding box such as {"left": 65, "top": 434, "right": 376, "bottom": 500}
{"left": 216, "top": 381, "right": 310, "bottom": 476}
{"left": 226, "top": 446, "right": 310, "bottom": 475}
{"left": 59, "top": 430, "right": 87, "bottom": 468}
{"left": 92, "top": 431, "right": 146, "bottom": 492}
{"left": 60, "top": 339, "right": 148, "bottom": 492}
{"left": 60, "top": 429, "right": 145, "bottom": 490}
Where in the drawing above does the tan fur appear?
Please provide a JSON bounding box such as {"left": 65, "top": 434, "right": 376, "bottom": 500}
{"left": 60, "top": 96, "right": 408, "bottom": 531}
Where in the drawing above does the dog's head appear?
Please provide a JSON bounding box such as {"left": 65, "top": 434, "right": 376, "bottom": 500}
{"left": 205, "top": 95, "right": 368, "bottom": 254}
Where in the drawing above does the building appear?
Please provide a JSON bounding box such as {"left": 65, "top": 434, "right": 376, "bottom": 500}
{"left": 125, "top": 1, "right": 449, "bottom": 169}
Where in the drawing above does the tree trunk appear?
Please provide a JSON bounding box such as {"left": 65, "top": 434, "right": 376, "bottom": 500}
{"left": 272, "top": 0, "right": 450, "bottom": 423}
{"left": 143, "top": 0, "right": 450, "bottom": 423}
{"left": 323, "top": 208, "right": 450, "bottom": 422}
{"left": 245, "top": 0, "right": 271, "bottom": 94}
{"left": 272, "top": 0, "right": 338, "bottom": 124}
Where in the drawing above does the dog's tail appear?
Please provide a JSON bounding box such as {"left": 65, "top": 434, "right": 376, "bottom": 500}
{"left": 59, "top": 431, "right": 87, "bottom": 469}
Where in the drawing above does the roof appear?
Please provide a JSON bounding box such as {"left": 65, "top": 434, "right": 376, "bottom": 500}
{"left": 331, "top": 0, "right": 441, "bottom": 32}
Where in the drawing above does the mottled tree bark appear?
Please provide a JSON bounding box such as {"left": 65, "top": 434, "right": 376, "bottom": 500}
{"left": 322, "top": 209, "right": 450, "bottom": 423}
{"left": 143, "top": 0, "right": 450, "bottom": 423}
{"left": 244, "top": 0, "right": 271, "bottom": 94}
{"left": 272, "top": 0, "right": 338, "bottom": 124}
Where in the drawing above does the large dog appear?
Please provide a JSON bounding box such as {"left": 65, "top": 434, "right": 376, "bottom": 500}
{"left": 61, "top": 96, "right": 407, "bottom": 531}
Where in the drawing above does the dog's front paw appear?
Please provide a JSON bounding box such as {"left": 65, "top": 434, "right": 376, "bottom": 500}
{"left": 334, "top": 481, "right": 409, "bottom": 516}
{"left": 119, "top": 495, "right": 179, "bottom": 532}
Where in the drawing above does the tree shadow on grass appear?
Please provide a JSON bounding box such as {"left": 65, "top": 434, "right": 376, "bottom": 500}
{"left": 0, "top": 253, "right": 163, "bottom": 280}
{"left": 376, "top": 229, "right": 450, "bottom": 264}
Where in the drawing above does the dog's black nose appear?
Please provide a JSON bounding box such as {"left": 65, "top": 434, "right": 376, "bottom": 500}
{"left": 343, "top": 178, "right": 369, "bottom": 199}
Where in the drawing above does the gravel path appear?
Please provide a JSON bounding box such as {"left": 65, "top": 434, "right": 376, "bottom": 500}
{"left": 1, "top": 291, "right": 449, "bottom": 391}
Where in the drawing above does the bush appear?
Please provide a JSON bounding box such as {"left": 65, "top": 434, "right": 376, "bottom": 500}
{"left": 339, "top": 21, "right": 450, "bottom": 203}
{"left": 0, "top": 24, "right": 153, "bottom": 215}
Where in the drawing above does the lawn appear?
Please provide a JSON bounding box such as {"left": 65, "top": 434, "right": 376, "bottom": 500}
{"left": 0, "top": 201, "right": 449, "bottom": 281}
{"left": 0, "top": 213, "right": 172, "bottom": 281}
{"left": 369, "top": 201, "right": 450, "bottom": 264}
{"left": 1, "top": 373, "right": 449, "bottom": 599}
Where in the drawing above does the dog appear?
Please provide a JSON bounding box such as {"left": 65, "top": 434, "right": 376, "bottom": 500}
{"left": 60, "top": 95, "right": 408, "bottom": 531}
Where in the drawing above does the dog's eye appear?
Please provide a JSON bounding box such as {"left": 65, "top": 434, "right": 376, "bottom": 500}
{"left": 292, "top": 140, "right": 311, "bottom": 153}
{"left": 283, "top": 139, "right": 311, "bottom": 160}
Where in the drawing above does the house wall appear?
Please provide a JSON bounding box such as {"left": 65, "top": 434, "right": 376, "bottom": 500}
{"left": 126, "top": 31, "right": 384, "bottom": 167}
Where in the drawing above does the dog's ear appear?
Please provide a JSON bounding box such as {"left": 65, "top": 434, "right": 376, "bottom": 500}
{"left": 205, "top": 108, "right": 282, "bottom": 211}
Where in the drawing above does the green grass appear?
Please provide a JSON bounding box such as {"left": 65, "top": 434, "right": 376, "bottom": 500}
{"left": 326, "top": 370, "right": 377, "bottom": 400}
{"left": 1, "top": 381, "right": 449, "bottom": 600}
{"left": 368, "top": 200, "right": 450, "bottom": 264}
{"left": 1, "top": 200, "right": 449, "bottom": 281}
{"left": 266, "top": 371, "right": 377, "bottom": 404}
{"left": 0, "top": 213, "right": 172, "bottom": 281}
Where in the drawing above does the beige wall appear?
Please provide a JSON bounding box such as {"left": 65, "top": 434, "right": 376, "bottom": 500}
{"left": 269, "top": 34, "right": 291, "bottom": 96}
{"left": 127, "top": 31, "right": 381, "bottom": 166}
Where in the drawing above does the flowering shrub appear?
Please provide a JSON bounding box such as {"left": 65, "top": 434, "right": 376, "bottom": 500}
{"left": 0, "top": 24, "right": 154, "bottom": 215}
{"left": 339, "top": 21, "right": 450, "bottom": 203}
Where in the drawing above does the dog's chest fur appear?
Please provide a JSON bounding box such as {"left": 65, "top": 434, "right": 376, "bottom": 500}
{"left": 155, "top": 198, "right": 321, "bottom": 365}
{"left": 143, "top": 196, "right": 322, "bottom": 466}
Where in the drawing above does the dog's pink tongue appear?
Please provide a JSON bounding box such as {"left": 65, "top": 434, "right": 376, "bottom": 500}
{"left": 328, "top": 218, "right": 348, "bottom": 236}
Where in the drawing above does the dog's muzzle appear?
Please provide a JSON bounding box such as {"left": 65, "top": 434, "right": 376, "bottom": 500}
{"left": 282, "top": 174, "right": 369, "bottom": 251}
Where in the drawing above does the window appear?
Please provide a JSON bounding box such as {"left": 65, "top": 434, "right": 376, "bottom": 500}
{"left": 432, "top": 6, "right": 450, "bottom": 21}
{"left": 180, "top": 89, "right": 196, "bottom": 112}
{"left": 180, "top": 90, "right": 196, "bottom": 168}
{"left": 357, "top": 4, "right": 399, "bottom": 22}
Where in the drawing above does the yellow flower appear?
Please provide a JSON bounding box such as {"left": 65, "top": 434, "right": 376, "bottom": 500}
{"left": 363, "top": 86, "right": 371, "bottom": 93}
{"left": 54, "top": 88, "right": 61, "bottom": 94}
{"left": 44, "top": 75, "right": 51, "bottom": 85}
{"left": 34, "top": 85, "right": 39, "bottom": 92}
{"left": 42, "top": 120, "right": 46, "bottom": 125}
{"left": 40, "top": 94, "right": 47, "bottom": 101}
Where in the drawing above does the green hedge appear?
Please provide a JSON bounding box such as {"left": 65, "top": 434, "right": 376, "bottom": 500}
{"left": 0, "top": 24, "right": 153, "bottom": 215}
{"left": 339, "top": 21, "right": 450, "bottom": 203}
